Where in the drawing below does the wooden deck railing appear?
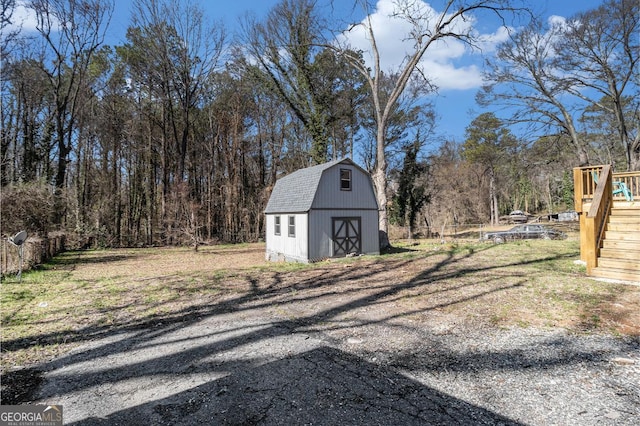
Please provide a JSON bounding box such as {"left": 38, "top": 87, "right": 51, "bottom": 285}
{"left": 612, "top": 171, "right": 640, "bottom": 198}
{"left": 573, "top": 165, "right": 640, "bottom": 274}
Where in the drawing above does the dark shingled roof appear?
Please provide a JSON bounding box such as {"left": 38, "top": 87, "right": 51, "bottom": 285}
{"left": 265, "top": 158, "right": 354, "bottom": 213}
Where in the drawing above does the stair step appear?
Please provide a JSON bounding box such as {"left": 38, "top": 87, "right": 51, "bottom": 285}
{"left": 610, "top": 212, "right": 640, "bottom": 219}
{"left": 603, "top": 231, "right": 640, "bottom": 241}
{"left": 611, "top": 200, "right": 640, "bottom": 207}
{"left": 611, "top": 207, "right": 640, "bottom": 216}
{"left": 608, "top": 216, "right": 640, "bottom": 224}
{"left": 591, "top": 198, "right": 640, "bottom": 283}
{"left": 590, "top": 267, "right": 640, "bottom": 283}
{"left": 599, "top": 248, "right": 640, "bottom": 261}
{"left": 606, "top": 222, "right": 640, "bottom": 231}
{"left": 597, "top": 258, "right": 640, "bottom": 271}
{"left": 601, "top": 240, "right": 640, "bottom": 251}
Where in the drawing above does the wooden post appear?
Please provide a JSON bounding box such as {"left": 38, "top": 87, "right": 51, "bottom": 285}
{"left": 573, "top": 167, "right": 584, "bottom": 213}
{"left": 579, "top": 211, "right": 587, "bottom": 262}
{"left": 575, "top": 165, "right": 612, "bottom": 269}
{"left": 574, "top": 167, "right": 587, "bottom": 262}
{"left": 583, "top": 215, "right": 596, "bottom": 274}
{"left": 585, "top": 165, "right": 612, "bottom": 274}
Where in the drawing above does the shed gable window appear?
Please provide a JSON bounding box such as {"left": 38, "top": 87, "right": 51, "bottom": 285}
{"left": 288, "top": 216, "right": 296, "bottom": 237}
{"left": 340, "top": 169, "right": 352, "bottom": 191}
{"left": 274, "top": 216, "right": 281, "bottom": 235}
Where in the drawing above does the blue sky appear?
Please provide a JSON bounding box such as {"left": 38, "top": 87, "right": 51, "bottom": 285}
{"left": 10, "top": 0, "right": 608, "bottom": 145}
{"left": 110, "top": 0, "right": 608, "bottom": 144}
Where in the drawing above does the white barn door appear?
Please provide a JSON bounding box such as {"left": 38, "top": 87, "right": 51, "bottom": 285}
{"left": 332, "top": 217, "right": 361, "bottom": 256}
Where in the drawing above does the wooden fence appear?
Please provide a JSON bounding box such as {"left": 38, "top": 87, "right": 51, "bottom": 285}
{"left": 1, "top": 233, "right": 66, "bottom": 276}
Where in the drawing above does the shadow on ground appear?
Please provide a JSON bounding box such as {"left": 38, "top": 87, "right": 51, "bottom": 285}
{"left": 70, "top": 346, "right": 522, "bottom": 425}
{"left": 6, "top": 243, "right": 631, "bottom": 425}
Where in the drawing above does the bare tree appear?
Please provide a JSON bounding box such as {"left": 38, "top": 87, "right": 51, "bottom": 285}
{"left": 0, "top": 0, "right": 15, "bottom": 29}
{"left": 124, "top": 0, "right": 226, "bottom": 242}
{"left": 241, "top": 0, "right": 365, "bottom": 165}
{"left": 462, "top": 112, "right": 517, "bottom": 225}
{"left": 555, "top": 0, "right": 640, "bottom": 170}
{"left": 29, "top": 0, "right": 113, "bottom": 189}
{"left": 2, "top": 1, "right": 35, "bottom": 186}
{"left": 424, "top": 140, "right": 488, "bottom": 231}
{"left": 1, "top": 0, "right": 19, "bottom": 55}
{"left": 479, "top": 17, "right": 591, "bottom": 167}
{"left": 130, "top": 0, "right": 226, "bottom": 182}
{"left": 336, "top": 0, "right": 527, "bottom": 248}
{"left": 3, "top": 58, "right": 53, "bottom": 183}
{"left": 481, "top": 0, "right": 640, "bottom": 170}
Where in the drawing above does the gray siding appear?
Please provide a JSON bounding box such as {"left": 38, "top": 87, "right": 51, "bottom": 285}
{"left": 265, "top": 158, "right": 379, "bottom": 263}
{"left": 311, "top": 165, "right": 378, "bottom": 211}
{"left": 308, "top": 210, "right": 379, "bottom": 260}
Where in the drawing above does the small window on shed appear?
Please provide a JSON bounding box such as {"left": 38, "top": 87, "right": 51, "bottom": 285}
{"left": 274, "top": 216, "right": 281, "bottom": 235}
{"left": 288, "top": 216, "right": 296, "bottom": 237}
{"left": 340, "top": 169, "right": 352, "bottom": 191}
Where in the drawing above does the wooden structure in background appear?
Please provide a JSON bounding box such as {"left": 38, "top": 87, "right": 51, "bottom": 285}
{"left": 265, "top": 158, "right": 379, "bottom": 263}
{"left": 1, "top": 233, "right": 66, "bottom": 276}
{"left": 574, "top": 165, "right": 640, "bottom": 282}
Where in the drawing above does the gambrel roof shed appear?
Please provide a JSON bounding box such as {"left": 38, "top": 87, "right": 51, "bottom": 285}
{"left": 265, "top": 158, "right": 379, "bottom": 262}
{"left": 265, "top": 159, "right": 359, "bottom": 213}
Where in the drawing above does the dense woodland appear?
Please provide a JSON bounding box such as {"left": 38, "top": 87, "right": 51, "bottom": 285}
{"left": 1, "top": 0, "right": 639, "bottom": 247}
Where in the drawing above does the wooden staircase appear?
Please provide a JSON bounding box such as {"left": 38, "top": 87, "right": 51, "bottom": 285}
{"left": 574, "top": 165, "right": 640, "bottom": 284}
{"left": 591, "top": 201, "right": 640, "bottom": 282}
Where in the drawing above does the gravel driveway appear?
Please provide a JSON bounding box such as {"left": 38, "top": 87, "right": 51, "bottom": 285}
{"left": 32, "top": 297, "right": 639, "bottom": 425}
{"left": 5, "top": 244, "right": 639, "bottom": 425}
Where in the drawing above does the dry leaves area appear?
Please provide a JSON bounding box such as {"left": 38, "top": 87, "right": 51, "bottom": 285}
{"left": 1, "top": 240, "right": 639, "bottom": 424}
{"left": 2, "top": 239, "right": 638, "bottom": 374}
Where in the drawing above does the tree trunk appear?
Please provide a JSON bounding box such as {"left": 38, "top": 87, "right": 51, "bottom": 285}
{"left": 374, "top": 126, "right": 389, "bottom": 249}
{"left": 373, "top": 167, "right": 389, "bottom": 249}
{"left": 561, "top": 110, "right": 590, "bottom": 166}
{"left": 631, "top": 134, "right": 640, "bottom": 171}
{"left": 54, "top": 115, "right": 70, "bottom": 188}
{"left": 489, "top": 168, "right": 498, "bottom": 225}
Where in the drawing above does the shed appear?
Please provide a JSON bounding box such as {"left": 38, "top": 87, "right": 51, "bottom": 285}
{"left": 264, "top": 158, "right": 380, "bottom": 263}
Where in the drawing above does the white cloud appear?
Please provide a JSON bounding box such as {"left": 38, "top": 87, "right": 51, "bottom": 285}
{"left": 337, "top": 0, "right": 509, "bottom": 91}
{"left": 2, "top": 1, "right": 65, "bottom": 36}
{"left": 476, "top": 26, "right": 511, "bottom": 53}
{"left": 4, "top": 1, "right": 40, "bottom": 33}
{"left": 422, "top": 60, "right": 483, "bottom": 90}
{"left": 547, "top": 15, "right": 567, "bottom": 28}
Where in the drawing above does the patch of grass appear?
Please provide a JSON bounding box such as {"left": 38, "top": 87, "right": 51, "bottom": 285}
{"left": 1, "top": 240, "right": 637, "bottom": 376}
{"left": 1, "top": 287, "right": 34, "bottom": 304}
{"left": 581, "top": 313, "right": 602, "bottom": 329}
{"left": 479, "top": 261, "right": 626, "bottom": 331}
{"left": 393, "top": 239, "right": 633, "bottom": 334}
{"left": 255, "top": 261, "right": 312, "bottom": 273}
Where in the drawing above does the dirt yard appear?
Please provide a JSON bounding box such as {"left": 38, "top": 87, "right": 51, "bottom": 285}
{"left": 1, "top": 241, "right": 639, "bottom": 424}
